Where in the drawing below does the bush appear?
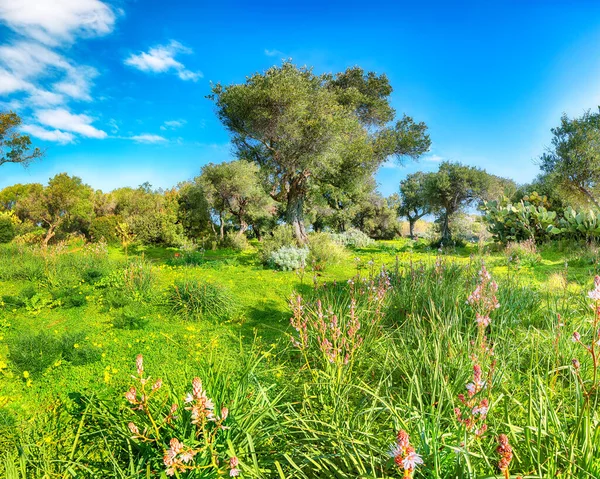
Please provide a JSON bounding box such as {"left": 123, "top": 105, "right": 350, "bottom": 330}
{"left": 307, "top": 232, "right": 347, "bottom": 270}
{"left": 0, "top": 217, "right": 15, "bottom": 243}
{"left": 330, "top": 228, "right": 374, "bottom": 248}
{"left": 89, "top": 215, "right": 119, "bottom": 243}
{"left": 259, "top": 225, "right": 297, "bottom": 263}
{"left": 269, "top": 245, "right": 309, "bottom": 271}
{"left": 167, "top": 279, "right": 239, "bottom": 321}
{"left": 505, "top": 239, "right": 542, "bottom": 267}
{"left": 222, "top": 231, "right": 250, "bottom": 251}
{"left": 123, "top": 258, "right": 155, "bottom": 298}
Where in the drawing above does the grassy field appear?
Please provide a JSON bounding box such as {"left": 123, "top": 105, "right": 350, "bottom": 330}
{"left": 0, "top": 238, "right": 599, "bottom": 478}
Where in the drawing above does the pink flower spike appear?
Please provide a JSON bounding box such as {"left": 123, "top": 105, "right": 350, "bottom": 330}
{"left": 135, "top": 354, "right": 144, "bottom": 376}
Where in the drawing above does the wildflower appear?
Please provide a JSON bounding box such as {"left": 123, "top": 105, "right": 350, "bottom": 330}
{"left": 572, "top": 358, "right": 581, "bottom": 370}
{"left": 497, "top": 434, "right": 513, "bottom": 478}
{"left": 389, "top": 430, "right": 423, "bottom": 478}
{"left": 221, "top": 406, "right": 229, "bottom": 421}
{"left": 124, "top": 387, "right": 137, "bottom": 404}
{"left": 185, "top": 377, "right": 216, "bottom": 423}
{"left": 475, "top": 314, "right": 491, "bottom": 328}
{"left": 127, "top": 422, "right": 140, "bottom": 436}
{"left": 588, "top": 275, "right": 600, "bottom": 300}
{"left": 572, "top": 331, "right": 581, "bottom": 343}
{"left": 152, "top": 378, "right": 163, "bottom": 391}
{"left": 229, "top": 456, "right": 240, "bottom": 477}
{"left": 136, "top": 354, "right": 144, "bottom": 376}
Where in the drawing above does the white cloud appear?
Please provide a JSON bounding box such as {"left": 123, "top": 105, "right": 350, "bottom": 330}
{"left": 264, "top": 49, "right": 285, "bottom": 57}
{"left": 0, "top": 2, "right": 115, "bottom": 144}
{"left": 21, "top": 124, "right": 75, "bottom": 144}
{"left": 129, "top": 134, "right": 167, "bottom": 144}
{"left": 35, "top": 108, "right": 107, "bottom": 138}
{"left": 124, "top": 41, "right": 202, "bottom": 81}
{"left": 160, "top": 119, "right": 186, "bottom": 130}
{"left": 0, "top": 41, "right": 98, "bottom": 103}
{"left": 0, "top": 0, "right": 116, "bottom": 46}
{"left": 424, "top": 154, "right": 444, "bottom": 162}
{"left": 0, "top": 67, "right": 31, "bottom": 94}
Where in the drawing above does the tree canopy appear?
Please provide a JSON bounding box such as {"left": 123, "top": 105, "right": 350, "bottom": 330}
{"left": 1, "top": 111, "right": 44, "bottom": 168}
{"left": 210, "top": 61, "right": 430, "bottom": 241}
{"left": 540, "top": 109, "right": 600, "bottom": 208}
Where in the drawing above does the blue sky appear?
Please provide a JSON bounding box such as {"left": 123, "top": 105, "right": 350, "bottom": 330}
{"left": 2, "top": 0, "right": 600, "bottom": 196}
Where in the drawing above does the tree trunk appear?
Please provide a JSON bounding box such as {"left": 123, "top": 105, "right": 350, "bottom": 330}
{"left": 43, "top": 223, "right": 57, "bottom": 247}
{"left": 219, "top": 212, "right": 225, "bottom": 241}
{"left": 238, "top": 220, "right": 248, "bottom": 235}
{"left": 440, "top": 213, "right": 451, "bottom": 244}
{"left": 286, "top": 186, "right": 308, "bottom": 243}
{"left": 578, "top": 185, "right": 600, "bottom": 209}
{"left": 409, "top": 219, "right": 415, "bottom": 239}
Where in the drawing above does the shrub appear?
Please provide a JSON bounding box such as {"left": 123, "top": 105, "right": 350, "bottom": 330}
{"left": 505, "top": 239, "right": 542, "bottom": 267}
{"left": 222, "top": 231, "right": 250, "bottom": 251}
{"left": 13, "top": 229, "right": 45, "bottom": 245}
{"left": 307, "top": 232, "right": 347, "bottom": 270}
{"left": 89, "top": 215, "right": 119, "bottom": 243}
{"left": 168, "top": 280, "right": 239, "bottom": 321}
{"left": 330, "top": 228, "right": 374, "bottom": 248}
{"left": 269, "top": 245, "right": 309, "bottom": 271}
{"left": 59, "top": 332, "right": 101, "bottom": 366}
{"left": 0, "top": 217, "right": 15, "bottom": 243}
{"left": 259, "top": 225, "right": 297, "bottom": 263}
{"left": 123, "top": 258, "right": 155, "bottom": 298}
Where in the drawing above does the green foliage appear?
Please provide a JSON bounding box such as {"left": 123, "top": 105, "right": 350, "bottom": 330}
{"left": 0, "top": 216, "right": 15, "bottom": 243}
{"left": 306, "top": 232, "right": 347, "bottom": 270}
{"left": 211, "top": 61, "right": 430, "bottom": 241}
{"left": 89, "top": 215, "right": 118, "bottom": 243}
{"left": 399, "top": 171, "right": 433, "bottom": 238}
{"left": 540, "top": 109, "right": 600, "bottom": 208}
{"left": 269, "top": 245, "right": 309, "bottom": 271}
{"left": 482, "top": 196, "right": 558, "bottom": 243}
{"left": 168, "top": 279, "right": 239, "bottom": 321}
{"left": 426, "top": 161, "right": 495, "bottom": 243}
{"left": 221, "top": 231, "right": 250, "bottom": 251}
{"left": 17, "top": 173, "right": 94, "bottom": 245}
{"left": 7, "top": 330, "right": 99, "bottom": 376}
{"left": 551, "top": 206, "right": 600, "bottom": 240}
{"left": 0, "top": 111, "right": 43, "bottom": 168}
{"left": 112, "top": 302, "right": 149, "bottom": 330}
{"left": 330, "top": 227, "right": 374, "bottom": 248}
{"left": 259, "top": 224, "right": 297, "bottom": 263}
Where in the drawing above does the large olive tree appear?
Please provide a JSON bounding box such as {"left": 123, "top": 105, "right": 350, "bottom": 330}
{"left": 210, "top": 62, "right": 430, "bottom": 242}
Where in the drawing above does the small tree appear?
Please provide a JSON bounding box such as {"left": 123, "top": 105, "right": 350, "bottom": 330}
{"left": 198, "top": 160, "right": 274, "bottom": 239}
{"left": 426, "top": 162, "right": 491, "bottom": 244}
{"left": 399, "top": 172, "right": 433, "bottom": 239}
{"left": 1, "top": 111, "right": 44, "bottom": 167}
{"left": 18, "top": 173, "right": 94, "bottom": 246}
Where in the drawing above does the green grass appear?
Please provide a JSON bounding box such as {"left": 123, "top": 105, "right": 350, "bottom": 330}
{"left": 0, "top": 238, "right": 599, "bottom": 477}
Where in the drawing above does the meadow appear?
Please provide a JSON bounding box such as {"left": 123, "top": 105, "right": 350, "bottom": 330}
{"left": 0, "top": 237, "right": 599, "bottom": 478}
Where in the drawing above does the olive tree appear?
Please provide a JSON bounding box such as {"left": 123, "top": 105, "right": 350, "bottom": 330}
{"left": 1, "top": 111, "right": 43, "bottom": 167}
{"left": 540, "top": 109, "right": 600, "bottom": 208}
{"left": 399, "top": 171, "right": 433, "bottom": 239}
{"left": 426, "top": 162, "right": 491, "bottom": 244}
{"left": 18, "top": 173, "right": 94, "bottom": 245}
{"left": 210, "top": 62, "right": 430, "bottom": 242}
